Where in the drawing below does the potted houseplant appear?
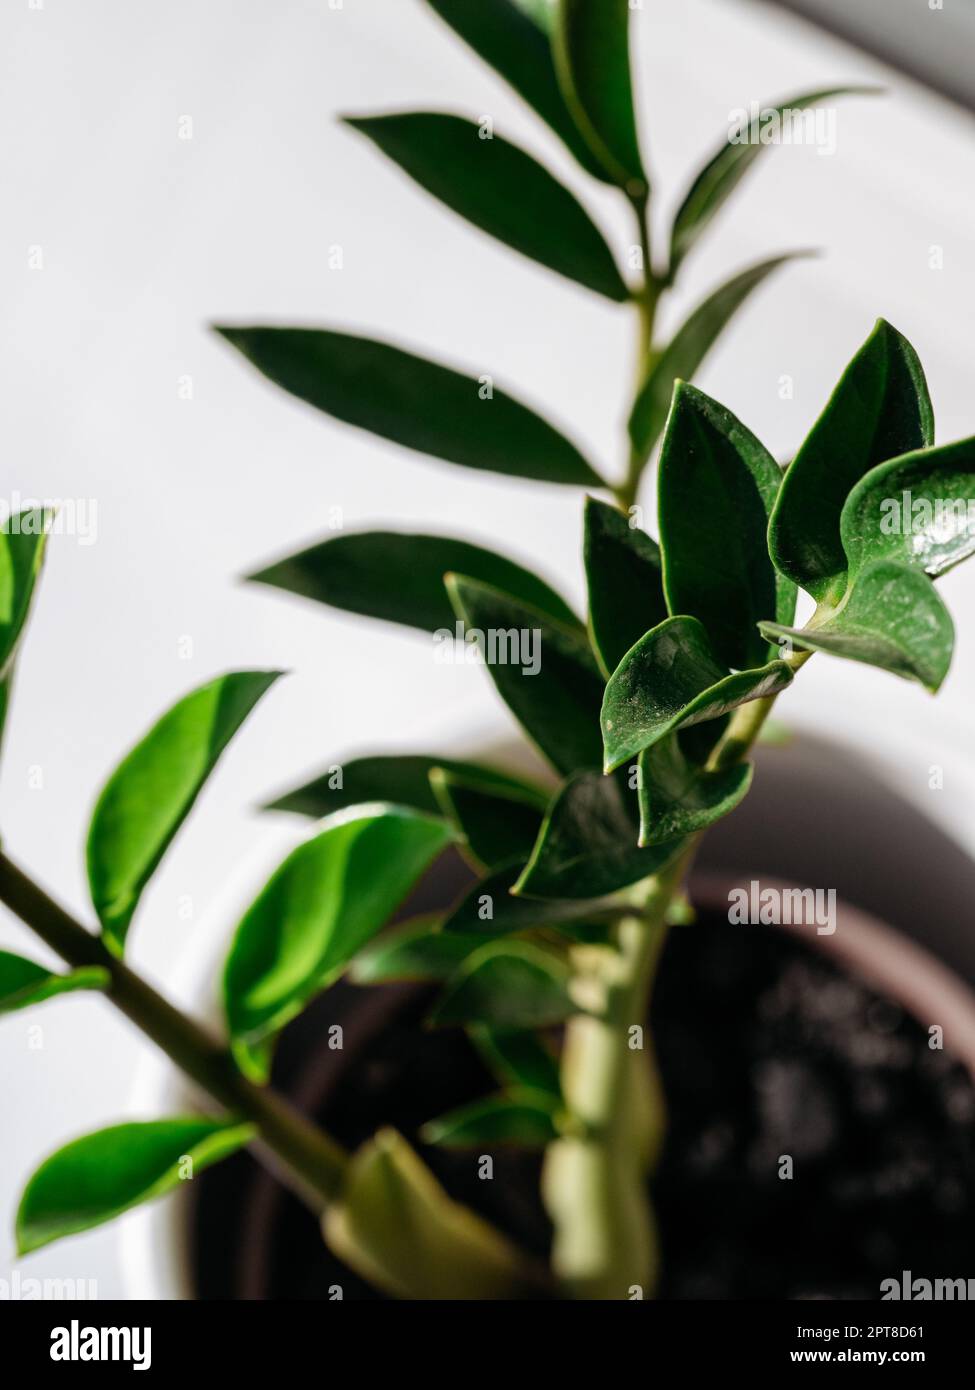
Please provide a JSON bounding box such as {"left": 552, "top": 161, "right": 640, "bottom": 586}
{"left": 2, "top": 0, "right": 975, "bottom": 1301}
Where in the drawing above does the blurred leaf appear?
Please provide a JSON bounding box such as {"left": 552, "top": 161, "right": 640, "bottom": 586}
{"left": 769, "top": 319, "right": 934, "bottom": 604}
{"left": 17, "top": 1118, "right": 253, "bottom": 1255}
{"left": 431, "top": 768, "right": 545, "bottom": 870}
{"left": 447, "top": 575, "right": 604, "bottom": 775}
{"left": 583, "top": 496, "right": 667, "bottom": 676}
{"left": 0, "top": 510, "right": 50, "bottom": 753}
{"left": 346, "top": 113, "right": 628, "bottom": 301}
{"left": 469, "top": 1024, "right": 562, "bottom": 1097}
{"left": 87, "top": 671, "right": 282, "bottom": 954}
{"left": 0, "top": 952, "right": 108, "bottom": 1016}
{"left": 348, "top": 916, "right": 483, "bottom": 984}
{"left": 760, "top": 560, "right": 952, "bottom": 692}
{"left": 515, "top": 768, "right": 682, "bottom": 898}
{"left": 659, "top": 382, "right": 795, "bottom": 669}
{"left": 637, "top": 737, "right": 752, "bottom": 846}
{"left": 431, "top": 939, "right": 574, "bottom": 1028}
{"left": 553, "top": 0, "right": 646, "bottom": 190}
{"left": 628, "top": 254, "right": 804, "bottom": 461}
{"left": 324, "top": 1127, "right": 534, "bottom": 1298}
{"left": 602, "top": 616, "right": 792, "bottom": 771}
{"left": 224, "top": 807, "right": 453, "bottom": 1081}
{"left": 266, "top": 752, "right": 542, "bottom": 819}
{"left": 420, "top": 1089, "right": 560, "bottom": 1147}
{"left": 424, "top": 0, "right": 610, "bottom": 181}
{"left": 215, "top": 329, "right": 602, "bottom": 488}
{"left": 250, "top": 529, "right": 578, "bottom": 633}
{"left": 840, "top": 437, "right": 975, "bottom": 582}
{"left": 668, "top": 87, "right": 877, "bottom": 274}
{"left": 443, "top": 859, "right": 613, "bottom": 935}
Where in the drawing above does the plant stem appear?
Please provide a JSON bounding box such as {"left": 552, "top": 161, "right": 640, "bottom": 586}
{"left": 615, "top": 193, "right": 661, "bottom": 512}
{"left": 544, "top": 669, "right": 803, "bottom": 1298}
{"left": 0, "top": 850, "right": 348, "bottom": 1211}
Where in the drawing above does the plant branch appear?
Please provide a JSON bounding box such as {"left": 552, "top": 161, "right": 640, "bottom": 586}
{"left": 615, "top": 193, "right": 662, "bottom": 512}
{"left": 0, "top": 850, "right": 348, "bottom": 1212}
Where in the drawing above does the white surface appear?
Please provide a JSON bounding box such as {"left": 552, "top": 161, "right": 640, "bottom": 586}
{"left": 2, "top": 0, "right": 974, "bottom": 1298}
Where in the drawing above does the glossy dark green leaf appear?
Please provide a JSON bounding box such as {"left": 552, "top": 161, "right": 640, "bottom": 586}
{"left": 265, "top": 752, "right": 541, "bottom": 820}
{"left": 430, "top": 940, "right": 574, "bottom": 1028}
{"left": 17, "top": 1118, "right": 253, "bottom": 1255}
{"left": 628, "top": 254, "right": 805, "bottom": 461}
{"left": 469, "top": 1024, "right": 562, "bottom": 1097}
{"left": 0, "top": 510, "right": 49, "bottom": 752}
{"left": 447, "top": 575, "right": 604, "bottom": 775}
{"left": 224, "top": 807, "right": 454, "bottom": 1080}
{"left": 348, "top": 916, "right": 483, "bottom": 984}
{"left": 423, "top": 0, "right": 610, "bottom": 182}
{"left": 420, "top": 1090, "right": 560, "bottom": 1147}
{"left": 659, "top": 382, "right": 796, "bottom": 669}
{"left": 346, "top": 113, "right": 628, "bottom": 301}
{"left": 553, "top": 0, "right": 646, "bottom": 191}
{"left": 323, "top": 1127, "right": 530, "bottom": 1299}
{"left": 514, "top": 768, "right": 681, "bottom": 898}
{"left": 760, "top": 560, "right": 953, "bottom": 692}
{"left": 443, "top": 859, "right": 614, "bottom": 936}
{"left": 215, "top": 328, "right": 602, "bottom": 488}
{"left": 583, "top": 495, "right": 667, "bottom": 676}
{"left": 88, "top": 671, "right": 282, "bottom": 953}
{"left": 250, "top": 529, "right": 578, "bottom": 633}
{"left": 0, "top": 951, "right": 108, "bottom": 1016}
{"left": 840, "top": 437, "right": 975, "bottom": 582}
{"left": 668, "top": 88, "right": 877, "bottom": 275}
{"left": 601, "top": 616, "right": 792, "bottom": 771}
{"left": 431, "top": 768, "right": 545, "bottom": 871}
{"left": 637, "top": 737, "right": 752, "bottom": 846}
{"left": 769, "top": 319, "right": 934, "bottom": 604}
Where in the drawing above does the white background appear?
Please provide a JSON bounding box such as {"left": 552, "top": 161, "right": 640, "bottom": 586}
{"left": 2, "top": 0, "right": 974, "bottom": 1297}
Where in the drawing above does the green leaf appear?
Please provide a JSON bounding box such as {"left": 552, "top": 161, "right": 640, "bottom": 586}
{"left": 601, "top": 616, "right": 792, "bottom": 772}
{"left": 265, "top": 752, "right": 541, "bottom": 820}
{"left": 469, "top": 1024, "right": 562, "bottom": 1097}
{"left": 839, "top": 437, "right": 975, "bottom": 583}
{"left": 348, "top": 916, "right": 483, "bottom": 984}
{"left": 760, "top": 560, "right": 953, "bottom": 692}
{"left": 768, "top": 319, "right": 934, "bottom": 604}
{"left": 628, "top": 254, "right": 805, "bottom": 462}
{"left": 420, "top": 1090, "right": 560, "bottom": 1147}
{"left": 0, "top": 952, "right": 108, "bottom": 1016}
{"left": 250, "top": 529, "right": 578, "bottom": 633}
{"left": 431, "top": 939, "right": 574, "bottom": 1028}
{"left": 215, "top": 328, "right": 602, "bottom": 488}
{"left": 443, "top": 859, "right": 613, "bottom": 936}
{"left": 514, "top": 768, "right": 682, "bottom": 898}
{"left": 87, "top": 671, "right": 282, "bottom": 953}
{"left": 637, "top": 737, "right": 752, "bottom": 846}
{"left": 16, "top": 1118, "right": 253, "bottom": 1255}
{"left": 0, "top": 510, "right": 50, "bottom": 752}
{"left": 659, "top": 382, "right": 796, "bottom": 669}
{"left": 323, "top": 1127, "right": 533, "bottom": 1299}
{"left": 583, "top": 495, "right": 667, "bottom": 677}
{"left": 668, "top": 87, "right": 877, "bottom": 275}
{"left": 423, "top": 0, "right": 610, "bottom": 182}
{"left": 223, "top": 806, "right": 453, "bottom": 1080}
{"left": 430, "top": 768, "right": 545, "bottom": 871}
{"left": 346, "top": 113, "right": 628, "bottom": 301}
{"left": 553, "top": 0, "right": 646, "bottom": 191}
{"left": 446, "top": 574, "right": 604, "bottom": 775}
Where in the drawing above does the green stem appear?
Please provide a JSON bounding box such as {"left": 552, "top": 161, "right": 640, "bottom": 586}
{"left": 544, "top": 672, "right": 802, "bottom": 1298}
{"left": 615, "top": 194, "right": 661, "bottom": 512}
{"left": 0, "top": 850, "right": 348, "bottom": 1211}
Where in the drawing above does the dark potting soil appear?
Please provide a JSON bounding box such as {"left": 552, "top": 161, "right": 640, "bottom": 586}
{"left": 192, "top": 909, "right": 975, "bottom": 1300}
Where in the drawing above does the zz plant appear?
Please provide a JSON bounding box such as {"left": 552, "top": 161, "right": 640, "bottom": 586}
{"left": 1, "top": 1, "right": 970, "bottom": 1301}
